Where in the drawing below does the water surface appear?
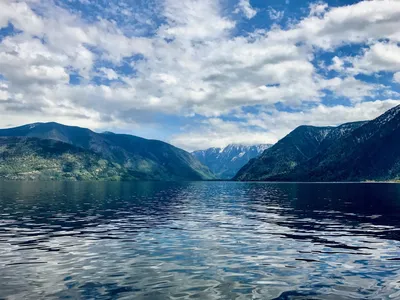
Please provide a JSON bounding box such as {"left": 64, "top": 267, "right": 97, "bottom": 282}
{"left": 1, "top": 181, "right": 400, "bottom": 299}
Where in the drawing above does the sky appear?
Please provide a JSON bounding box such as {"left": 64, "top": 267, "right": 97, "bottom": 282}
{"left": 0, "top": 0, "right": 400, "bottom": 151}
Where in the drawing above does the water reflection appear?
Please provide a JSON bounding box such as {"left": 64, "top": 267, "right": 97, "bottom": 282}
{"left": 1, "top": 181, "right": 400, "bottom": 299}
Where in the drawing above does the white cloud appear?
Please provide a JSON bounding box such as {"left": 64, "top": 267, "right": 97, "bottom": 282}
{"left": 328, "top": 56, "right": 345, "bottom": 72}
{"left": 268, "top": 0, "right": 400, "bottom": 50}
{"left": 350, "top": 43, "right": 400, "bottom": 75}
{"left": 0, "top": 1, "right": 44, "bottom": 36}
{"left": 99, "top": 68, "right": 119, "bottom": 80}
{"left": 160, "top": 0, "right": 235, "bottom": 40}
{"left": 309, "top": 2, "right": 328, "bottom": 17}
{"left": 268, "top": 8, "right": 284, "bottom": 21}
{"left": 319, "top": 77, "right": 379, "bottom": 103}
{"left": 235, "top": 0, "right": 257, "bottom": 19}
{"left": 394, "top": 72, "right": 400, "bottom": 84}
{"left": 0, "top": 1, "right": 152, "bottom": 74}
{"left": 0, "top": 35, "right": 70, "bottom": 87}
{"left": 0, "top": 82, "right": 9, "bottom": 101}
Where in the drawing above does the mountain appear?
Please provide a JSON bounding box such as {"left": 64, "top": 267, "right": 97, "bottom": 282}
{"left": 234, "top": 126, "right": 334, "bottom": 181}
{"left": 192, "top": 144, "right": 271, "bottom": 179}
{"left": 0, "top": 122, "right": 215, "bottom": 181}
{"left": 234, "top": 105, "right": 400, "bottom": 182}
{"left": 316, "top": 121, "right": 368, "bottom": 153}
{"left": 291, "top": 106, "right": 400, "bottom": 182}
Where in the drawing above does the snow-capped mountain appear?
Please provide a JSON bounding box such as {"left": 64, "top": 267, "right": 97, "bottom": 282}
{"left": 192, "top": 144, "right": 272, "bottom": 179}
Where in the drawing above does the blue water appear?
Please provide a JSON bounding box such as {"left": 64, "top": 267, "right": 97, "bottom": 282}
{"left": 1, "top": 181, "right": 400, "bottom": 299}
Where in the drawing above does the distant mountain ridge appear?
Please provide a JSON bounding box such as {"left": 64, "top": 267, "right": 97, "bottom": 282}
{"left": 234, "top": 105, "right": 400, "bottom": 182}
{"left": 4, "top": 105, "right": 400, "bottom": 182}
{"left": 0, "top": 122, "right": 215, "bottom": 181}
{"left": 192, "top": 144, "right": 272, "bottom": 179}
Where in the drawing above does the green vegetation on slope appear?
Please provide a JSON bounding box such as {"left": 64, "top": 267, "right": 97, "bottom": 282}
{"left": 0, "top": 137, "right": 134, "bottom": 181}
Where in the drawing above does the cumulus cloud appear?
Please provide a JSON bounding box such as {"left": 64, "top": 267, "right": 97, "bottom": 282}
{"left": 328, "top": 56, "right": 345, "bottom": 72}
{"left": 394, "top": 72, "right": 400, "bottom": 84}
{"left": 99, "top": 68, "right": 119, "bottom": 80}
{"left": 268, "top": 8, "right": 284, "bottom": 21}
{"left": 0, "top": 83, "right": 9, "bottom": 101}
{"left": 350, "top": 43, "right": 400, "bottom": 75}
{"left": 309, "top": 2, "right": 328, "bottom": 16}
{"left": 160, "top": 0, "right": 235, "bottom": 40}
{"left": 268, "top": 0, "right": 400, "bottom": 49}
{"left": 234, "top": 0, "right": 257, "bottom": 19}
{"left": 320, "top": 77, "right": 380, "bottom": 103}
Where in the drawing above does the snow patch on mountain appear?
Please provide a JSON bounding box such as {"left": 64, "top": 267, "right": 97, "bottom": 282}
{"left": 192, "top": 143, "right": 272, "bottom": 179}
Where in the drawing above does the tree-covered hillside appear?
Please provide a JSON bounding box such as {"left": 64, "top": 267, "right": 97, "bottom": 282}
{"left": 0, "top": 137, "right": 129, "bottom": 181}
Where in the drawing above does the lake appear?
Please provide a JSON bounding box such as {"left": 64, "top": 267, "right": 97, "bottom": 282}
{"left": 1, "top": 181, "right": 400, "bottom": 299}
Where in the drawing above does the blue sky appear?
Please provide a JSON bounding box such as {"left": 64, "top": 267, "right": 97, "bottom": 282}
{"left": 0, "top": 0, "right": 400, "bottom": 150}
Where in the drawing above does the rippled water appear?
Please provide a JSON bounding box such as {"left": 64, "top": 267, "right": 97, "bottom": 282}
{"left": 1, "top": 181, "right": 400, "bottom": 299}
